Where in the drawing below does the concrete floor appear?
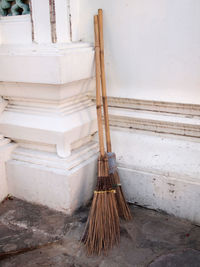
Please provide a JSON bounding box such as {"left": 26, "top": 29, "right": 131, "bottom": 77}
{"left": 0, "top": 198, "right": 200, "bottom": 267}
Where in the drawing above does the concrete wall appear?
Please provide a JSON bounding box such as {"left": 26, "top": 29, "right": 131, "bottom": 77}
{"left": 69, "top": 0, "right": 200, "bottom": 224}
{"left": 73, "top": 0, "right": 200, "bottom": 104}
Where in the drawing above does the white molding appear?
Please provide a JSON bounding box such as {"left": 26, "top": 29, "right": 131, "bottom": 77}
{"left": 0, "top": 78, "right": 95, "bottom": 100}
{"left": 0, "top": 15, "right": 31, "bottom": 23}
{"left": 108, "top": 97, "right": 200, "bottom": 116}
{"left": 0, "top": 43, "right": 94, "bottom": 84}
{"left": 91, "top": 96, "right": 200, "bottom": 139}
{"left": 109, "top": 107, "right": 200, "bottom": 138}
{"left": 0, "top": 81, "right": 96, "bottom": 157}
{"left": 4, "top": 94, "right": 94, "bottom": 116}
{"left": 0, "top": 104, "right": 97, "bottom": 158}
{"left": 11, "top": 140, "right": 98, "bottom": 172}
{"left": 0, "top": 78, "right": 97, "bottom": 158}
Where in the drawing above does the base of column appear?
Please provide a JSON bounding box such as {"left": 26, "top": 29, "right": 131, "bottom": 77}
{"left": 6, "top": 141, "right": 98, "bottom": 214}
{"left": 0, "top": 135, "right": 17, "bottom": 201}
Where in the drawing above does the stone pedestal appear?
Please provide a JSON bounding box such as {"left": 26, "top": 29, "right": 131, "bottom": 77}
{"left": 0, "top": 0, "right": 98, "bottom": 212}
{"left": 0, "top": 43, "right": 98, "bottom": 212}
{"left": 7, "top": 141, "right": 98, "bottom": 213}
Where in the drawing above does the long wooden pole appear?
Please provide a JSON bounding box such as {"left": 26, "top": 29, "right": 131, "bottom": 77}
{"left": 98, "top": 9, "right": 112, "bottom": 153}
{"left": 94, "top": 15, "right": 105, "bottom": 157}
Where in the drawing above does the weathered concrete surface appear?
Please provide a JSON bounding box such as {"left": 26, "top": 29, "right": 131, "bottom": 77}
{"left": 0, "top": 198, "right": 200, "bottom": 267}
{"left": 149, "top": 249, "right": 200, "bottom": 267}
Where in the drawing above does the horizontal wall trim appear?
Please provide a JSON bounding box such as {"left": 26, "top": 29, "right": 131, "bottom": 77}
{"left": 108, "top": 97, "right": 200, "bottom": 116}
{"left": 4, "top": 94, "right": 94, "bottom": 116}
{"left": 109, "top": 109, "right": 200, "bottom": 138}
{"left": 11, "top": 140, "right": 98, "bottom": 172}
{"left": 90, "top": 96, "right": 200, "bottom": 139}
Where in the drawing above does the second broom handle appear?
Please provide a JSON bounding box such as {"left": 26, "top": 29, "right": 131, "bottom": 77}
{"left": 94, "top": 15, "right": 105, "bottom": 157}
{"left": 98, "top": 9, "right": 112, "bottom": 153}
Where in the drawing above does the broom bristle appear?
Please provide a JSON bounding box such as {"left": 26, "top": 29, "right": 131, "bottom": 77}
{"left": 108, "top": 152, "right": 132, "bottom": 221}
{"left": 82, "top": 156, "right": 120, "bottom": 255}
{"left": 111, "top": 171, "right": 132, "bottom": 221}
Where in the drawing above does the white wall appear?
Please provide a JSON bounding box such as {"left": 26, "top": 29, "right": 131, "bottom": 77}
{"left": 74, "top": 0, "right": 200, "bottom": 104}
{"left": 0, "top": 15, "right": 32, "bottom": 45}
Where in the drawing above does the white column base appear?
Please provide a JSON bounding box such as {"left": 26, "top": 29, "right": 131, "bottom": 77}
{"left": 0, "top": 135, "right": 17, "bottom": 201}
{"left": 6, "top": 140, "right": 98, "bottom": 214}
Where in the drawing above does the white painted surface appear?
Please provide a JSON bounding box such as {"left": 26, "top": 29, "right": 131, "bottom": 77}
{"left": 119, "top": 167, "right": 200, "bottom": 224}
{"left": 111, "top": 129, "right": 200, "bottom": 180}
{"left": 109, "top": 106, "right": 200, "bottom": 138}
{"left": 0, "top": 15, "right": 32, "bottom": 45}
{"left": 7, "top": 142, "right": 98, "bottom": 213}
{"left": 70, "top": 0, "right": 80, "bottom": 42}
{"left": 0, "top": 107, "right": 97, "bottom": 158}
{"left": 0, "top": 79, "right": 95, "bottom": 101}
{"left": 0, "top": 99, "right": 11, "bottom": 201}
{"left": 0, "top": 43, "right": 94, "bottom": 84}
{"left": 0, "top": 8, "right": 97, "bottom": 210}
{"left": 0, "top": 137, "right": 9, "bottom": 202}
{"left": 0, "top": 81, "right": 96, "bottom": 159}
{"left": 55, "top": 0, "right": 71, "bottom": 43}
{"left": 0, "top": 77, "right": 97, "bottom": 158}
{"left": 76, "top": 0, "right": 200, "bottom": 104}
{"left": 0, "top": 136, "right": 17, "bottom": 202}
{"left": 31, "top": 0, "right": 51, "bottom": 43}
{"left": 110, "top": 128, "right": 200, "bottom": 225}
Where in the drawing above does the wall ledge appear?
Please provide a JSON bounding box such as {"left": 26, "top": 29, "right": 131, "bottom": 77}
{"left": 91, "top": 96, "right": 200, "bottom": 139}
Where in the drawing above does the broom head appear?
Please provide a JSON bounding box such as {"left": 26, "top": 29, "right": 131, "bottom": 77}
{"left": 82, "top": 154, "right": 120, "bottom": 255}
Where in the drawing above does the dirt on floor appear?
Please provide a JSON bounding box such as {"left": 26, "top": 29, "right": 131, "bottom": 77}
{"left": 0, "top": 198, "right": 200, "bottom": 267}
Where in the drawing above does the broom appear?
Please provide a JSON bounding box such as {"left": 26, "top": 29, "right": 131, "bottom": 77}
{"left": 98, "top": 9, "right": 132, "bottom": 220}
{"left": 82, "top": 15, "right": 120, "bottom": 255}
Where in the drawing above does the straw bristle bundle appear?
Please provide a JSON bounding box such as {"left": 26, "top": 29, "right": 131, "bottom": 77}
{"left": 82, "top": 156, "right": 120, "bottom": 255}
{"left": 111, "top": 171, "right": 132, "bottom": 221}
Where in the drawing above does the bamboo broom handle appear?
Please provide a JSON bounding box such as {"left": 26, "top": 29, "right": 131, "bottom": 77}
{"left": 94, "top": 15, "right": 105, "bottom": 157}
{"left": 98, "top": 9, "right": 112, "bottom": 153}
